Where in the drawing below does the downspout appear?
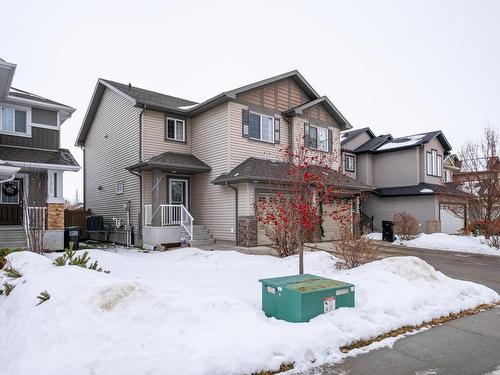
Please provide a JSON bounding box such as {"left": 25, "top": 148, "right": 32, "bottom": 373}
{"left": 80, "top": 146, "right": 85, "bottom": 209}
{"left": 137, "top": 104, "right": 147, "bottom": 243}
{"left": 226, "top": 182, "right": 239, "bottom": 245}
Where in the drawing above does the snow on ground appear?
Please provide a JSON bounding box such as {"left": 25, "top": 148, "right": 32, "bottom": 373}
{"left": 367, "top": 232, "right": 500, "bottom": 256}
{"left": 1, "top": 248, "right": 498, "bottom": 375}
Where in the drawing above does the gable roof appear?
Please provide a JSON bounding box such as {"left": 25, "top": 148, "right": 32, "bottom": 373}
{"left": 0, "top": 146, "right": 80, "bottom": 170}
{"left": 373, "top": 130, "right": 452, "bottom": 153}
{"left": 213, "top": 157, "right": 371, "bottom": 191}
{"left": 283, "top": 96, "right": 352, "bottom": 130}
{"left": 340, "top": 127, "right": 375, "bottom": 145}
{"left": 352, "top": 134, "right": 393, "bottom": 153}
{"left": 76, "top": 70, "right": 344, "bottom": 146}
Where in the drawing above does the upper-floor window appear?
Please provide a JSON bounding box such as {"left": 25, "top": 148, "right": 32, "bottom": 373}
{"left": 1, "top": 106, "right": 27, "bottom": 135}
{"left": 242, "top": 109, "right": 279, "bottom": 144}
{"left": 444, "top": 169, "right": 452, "bottom": 183}
{"left": 166, "top": 117, "right": 185, "bottom": 142}
{"left": 305, "top": 124, "right": 330, "bottom": 152}
{"left": 116, "top": 180, "right": 124, "bottom": 195}
{"left": 426, "top": 149, "right": 442, "bottom": 177}
{"left": 345, "top": 154, "right": 355, "bottom": 172}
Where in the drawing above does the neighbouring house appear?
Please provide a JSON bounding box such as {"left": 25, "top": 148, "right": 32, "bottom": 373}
{"left": 341, "top": 127, "right": 469, "bottom": 234}
{"left": 0, "top": 58, "right": 80, "bottom": 249}
{"left": 76, "top": 71, "right": 371, "bottom": 249}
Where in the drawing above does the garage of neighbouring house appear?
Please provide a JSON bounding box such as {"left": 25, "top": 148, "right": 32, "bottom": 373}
{"left": 439, "top": 203, "right": 466, "bottom": 234}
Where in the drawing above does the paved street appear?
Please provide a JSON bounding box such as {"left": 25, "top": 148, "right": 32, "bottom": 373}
{"left": 298, "top": 244, "right": 500, "bottom": 375}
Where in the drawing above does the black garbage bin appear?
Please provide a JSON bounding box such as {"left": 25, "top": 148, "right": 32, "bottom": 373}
{"left": 64, "top": 226, "right": 81, "bottom": 250}
{"left": 382, "top": 220, "right": 395, "bottom": 242}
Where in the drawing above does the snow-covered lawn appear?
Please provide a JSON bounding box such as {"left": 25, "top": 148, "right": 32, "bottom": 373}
{"left": 367, "top": 232, "right": 500, "bottom": 256}
{"left": 1, "top": 248, "right": 498, "bottom": 375}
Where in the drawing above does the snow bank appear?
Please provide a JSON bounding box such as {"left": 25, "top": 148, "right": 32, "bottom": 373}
{"left": 366, "top": 232, "right": 500, "bottom": 256}
{"left": 1, "top": 249, "right": 497, "bottom": 375}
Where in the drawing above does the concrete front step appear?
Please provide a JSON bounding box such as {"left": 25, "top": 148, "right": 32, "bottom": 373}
{"left": 0, "top": 227, "right": 27, "bottom": 249}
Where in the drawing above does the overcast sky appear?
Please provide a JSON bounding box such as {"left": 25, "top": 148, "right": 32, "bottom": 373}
{"left": 1, "top": 0, "right": 499, "bottom": 200}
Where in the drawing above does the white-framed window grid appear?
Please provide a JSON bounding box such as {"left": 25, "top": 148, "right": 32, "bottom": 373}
{"left": 0, "top": 103, "right": 31, "bottom": 137}
{"left": 345, "top": 154, "right": 355, "bottom": 172}
{"left": 166, "top": 117, "right": 186, "bottom": 142}
{"left": 248, "top": 112, "right": 274, "bottom": 143}
{"left": 0, "top": 180, "right": 20, "bottom": 204}
{"left": 307, "top": 124, "right": 329, "bottom": 152}
{"left": 426, "top": 149, "right": 443, "bottom": 177}
{"left": 116, "top": 180, "right": 124, "bottom": 195}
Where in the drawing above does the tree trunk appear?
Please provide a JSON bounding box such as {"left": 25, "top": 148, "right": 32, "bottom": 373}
{"left": 299, "top": 243, "right": 304, "bottom": 274}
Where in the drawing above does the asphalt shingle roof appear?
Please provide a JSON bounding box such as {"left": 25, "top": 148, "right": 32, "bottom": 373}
{"left": 373, "top": 183, "right": 469, "bottom": 198}
{"left": 341, "top": 127, "right": 375, "bottom": 145}
{"left": 213, "top": 157, "right": 371, "bottom": 191}
{"left": 127, "top": 151, "right": 210, "bottom": 174}
{"left": 9, "top": 87, "right": 74, "bottom": 109}
{"left": 0, "top": 146, "right": 79, "bottom": 167}
{"left": 101, "top": 79, "right": 197, "bottom": 111}
{"left": 353, "top": 135, "right": 393, "bottom": 153}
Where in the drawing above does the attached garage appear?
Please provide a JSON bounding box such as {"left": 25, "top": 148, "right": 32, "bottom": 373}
{"left": 256, "top": 193, "right": 354, "bottom": 245}
{"left": 440, "top": 203, "right": 465, "bottom": 234}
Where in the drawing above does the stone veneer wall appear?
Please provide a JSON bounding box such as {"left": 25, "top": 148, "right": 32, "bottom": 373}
{"left": 426, "top": 220, "right": 441, "bottom": 234}
{"left": 238, "top": 216, "right": 257, "bottom": 247}
{"left": 47, "top": 203, "right": 65, "bottom": 230}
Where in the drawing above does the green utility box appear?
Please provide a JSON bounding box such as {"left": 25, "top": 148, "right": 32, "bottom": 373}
{"left": 258, "top": 274, "right": 355, "bottom": 323}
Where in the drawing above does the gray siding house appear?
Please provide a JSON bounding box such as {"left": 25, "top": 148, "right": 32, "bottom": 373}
{"left": 341, "top": 127, "right": 468, "bottom": 234}
{"left": 76, "top": 71, "right": 370, "bottom": 249}
{"left": 0, "top": 58, "right": 80, "bottom": 249}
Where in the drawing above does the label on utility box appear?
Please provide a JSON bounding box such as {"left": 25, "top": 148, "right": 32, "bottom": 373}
{"left": 336, "top": 289, "right": 349, "bottom": 296}
{"left": 68, "top": 230, "right": 79, "bottom": 237}
{"left": 267, "top": 286, "right": 276, "bottom": 294}
{"left": 323, "top": 296, "right": 336, "bottom": 313}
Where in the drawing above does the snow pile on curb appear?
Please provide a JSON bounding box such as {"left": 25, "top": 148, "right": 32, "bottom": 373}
{"left": 1, "top": 248, "right": 498, "bottom": 375}
{"left": 367, "top": 232, "right": 500, "bottom": 256}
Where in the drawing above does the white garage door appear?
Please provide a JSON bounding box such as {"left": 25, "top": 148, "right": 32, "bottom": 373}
{"left": 440, "top": 204, "right": 465, "bottom": 234}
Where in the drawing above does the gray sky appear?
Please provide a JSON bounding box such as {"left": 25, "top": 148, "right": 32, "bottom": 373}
{"left": 1, "top": 0, "right": 499, "bottom": 200}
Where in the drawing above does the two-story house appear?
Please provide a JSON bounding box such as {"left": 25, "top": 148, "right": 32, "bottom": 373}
{"left": 341, "top": 127, "right": 469, "bottom": 234}
{"left": 0, "top": 58, "right": 80, "bottom": 249}
{"left": 76, "top": 71, "right": 370, "bottom": 248}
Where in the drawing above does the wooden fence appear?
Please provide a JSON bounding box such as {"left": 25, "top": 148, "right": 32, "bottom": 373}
{"left": 64, "top": 209, "right": 91, "bottom": 240}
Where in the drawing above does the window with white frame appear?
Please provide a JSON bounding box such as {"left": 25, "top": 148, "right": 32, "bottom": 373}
{"left": 248, "top": 112, "right": 274, "bottom": 143}
{"left": 0, "top": 180, "right": 20, "bottom": 204}
{"left": 426, "top": 149, "right": 442, "bottom": 177}
{"left": 0, "top": 106, "right": 28, "bottom": 135}
{"left": 345, "top": 154, "right": 355, "bottom": 172}
{"left": 444, "top": 169, "right": 452, "bottom": 183}
{"left": 307, "top": 124, "right": 329, "bottom": 152}
{"left": 116, "top": 180, "right": 124, "bottom": 195}
{"left": 165, "top": 117, "right": 185, "bottom": 142}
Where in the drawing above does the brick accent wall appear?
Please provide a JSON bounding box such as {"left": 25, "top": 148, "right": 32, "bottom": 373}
{"left": 426, "top": 220, "right": 441, "bottom": 234}
{"left": 238, "top": 215, "right": 257, "bottom": 247}
{"left": 47, "top": 203, "right": 65, "bottom": 230}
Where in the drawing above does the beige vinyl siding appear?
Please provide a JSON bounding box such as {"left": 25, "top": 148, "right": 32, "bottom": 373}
{"left": 236, "top": 182, "right": 255, "bottom": 216}
{"left": 84, "top": 88, "right": 142, "bottom": 241}
{"left": 292, "top": 116, "right": 341, "bottom": 171}
{"left": 142, "top": 110, "right": 192, "bottom": 159}
{"left": 372, "top": 148, "right": 419, "bottom": 188}
{"left": 229, "top": 101, "right": 287, "bottom": 167}
{"left": 191, "top": 103, "right": 235, "bottom": 241}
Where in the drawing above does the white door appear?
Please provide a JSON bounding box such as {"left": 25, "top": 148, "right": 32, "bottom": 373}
{"left": 440, "top": 204, "right": 465, "bottom": 234}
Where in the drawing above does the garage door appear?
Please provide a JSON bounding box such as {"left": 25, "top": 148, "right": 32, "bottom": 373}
{"left": 440, "top": 204, "right": 465, "bottom": 234}
{"left": 322, "top": 199, "right": 353, "bottom": 241}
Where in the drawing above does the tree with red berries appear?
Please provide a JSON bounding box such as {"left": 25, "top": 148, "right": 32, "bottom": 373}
{"left": 256, "top": 140, "right": 349, "bottom": 274}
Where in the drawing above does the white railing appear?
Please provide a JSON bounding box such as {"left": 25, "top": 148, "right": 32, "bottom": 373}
{"left": 144, "top": 204, "right": 194, "bottom": 240}
{"left": 28, "top": 206, "right": 47, "bottom": 229}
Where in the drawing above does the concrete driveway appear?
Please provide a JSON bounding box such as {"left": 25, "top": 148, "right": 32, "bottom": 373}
{"left": 297, "top": 243, "right": 500, "bottom": 375}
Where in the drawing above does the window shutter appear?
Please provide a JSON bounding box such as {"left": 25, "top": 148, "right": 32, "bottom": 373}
{"left": 328, "top": 129, "right": 333, "bottom": 153}
{"left": 242, "top": 109, "right": 249, "bottom": 138}
{"left": 304, "top": 122, "right": 309, "bottom": 147}
{"left": 274, "top": 117, "right": 280, "bottom": 144}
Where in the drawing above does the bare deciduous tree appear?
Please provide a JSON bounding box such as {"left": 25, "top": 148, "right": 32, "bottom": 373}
{"left": 21, "top": 171, "right": 47, "bottom": 253}
{"left": 457, "top": 126, "right": 500, "bottom": 223}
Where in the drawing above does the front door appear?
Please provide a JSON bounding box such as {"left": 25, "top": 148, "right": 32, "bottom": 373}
{"left": 0, "top": 179, "right": 22, "bottom": 225}
{"left": 168, "top": 178, "right": 188, "bottom": 208}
